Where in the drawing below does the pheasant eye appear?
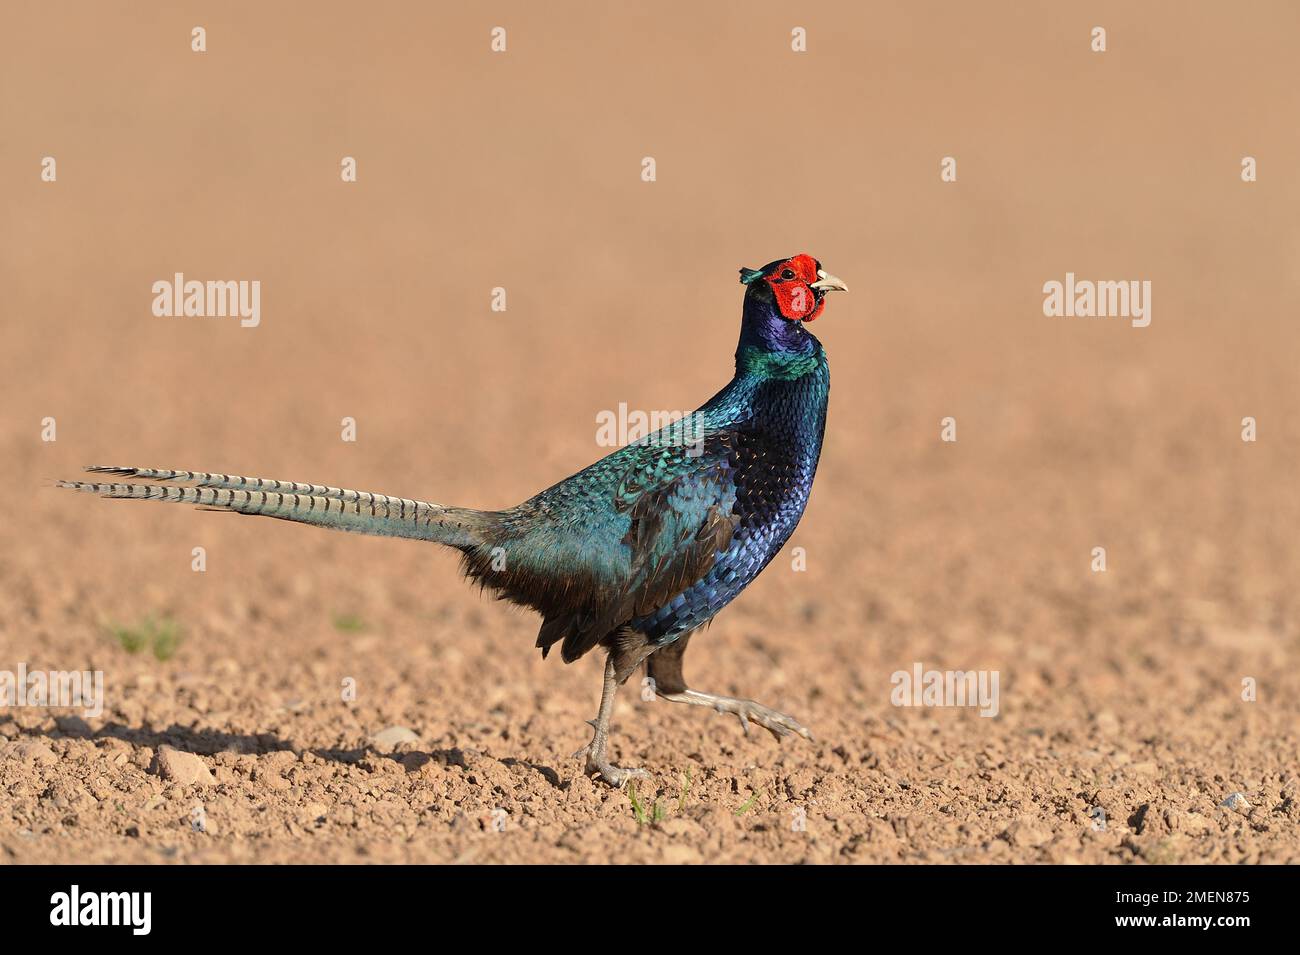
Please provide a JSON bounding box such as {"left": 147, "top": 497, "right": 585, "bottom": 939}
{"left": 780, "top": 268, "right": 796, "bottom": 280}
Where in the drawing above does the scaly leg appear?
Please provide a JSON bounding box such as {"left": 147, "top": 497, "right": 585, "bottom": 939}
{"left": 647, "top": 633, "right": 813, "bottom": 742}
{"left": 658, "top": 688, "right": 813, "bottom": 741}
{"left": 573, "top": 654, "right": 649, "bottom": 787}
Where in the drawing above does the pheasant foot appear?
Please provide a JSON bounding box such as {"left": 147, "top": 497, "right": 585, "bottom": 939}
{"left": 659, "top": 689, "right": 813, "bottom": 742}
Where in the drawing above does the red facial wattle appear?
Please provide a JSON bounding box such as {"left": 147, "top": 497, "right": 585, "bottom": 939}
{"left": 767, "top": 254, "right": 825, "bottom": 322}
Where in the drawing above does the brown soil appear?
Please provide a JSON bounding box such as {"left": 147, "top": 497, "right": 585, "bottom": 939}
{"left": 2, "top": 2, "right": 1298, "bottom": 864}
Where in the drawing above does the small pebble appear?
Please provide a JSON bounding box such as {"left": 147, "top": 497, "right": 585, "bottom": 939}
{"left": 1220, "top": 792, "right": 1250, "bottom": 812}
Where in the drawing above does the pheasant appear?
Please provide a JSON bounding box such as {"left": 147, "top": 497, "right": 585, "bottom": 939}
{"left": 58, "top": 253, "right": 847, "bottom": 786}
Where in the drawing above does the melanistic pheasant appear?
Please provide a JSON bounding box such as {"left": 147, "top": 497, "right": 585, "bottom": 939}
{"left": 58, "top": 253, "right": 847, "bottom": 785}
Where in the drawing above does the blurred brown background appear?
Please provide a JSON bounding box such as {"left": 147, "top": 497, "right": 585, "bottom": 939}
{"left": 1, "top": 2, "right": 1297, "bottom": 863}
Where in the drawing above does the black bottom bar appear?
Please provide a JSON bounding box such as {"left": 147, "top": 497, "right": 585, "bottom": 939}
{"left": 2, "top": 864, "right": 1279, "bottom": 941}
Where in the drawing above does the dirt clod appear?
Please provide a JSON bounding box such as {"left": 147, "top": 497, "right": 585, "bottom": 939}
{"left": 152, "top": 747, "right": 215, "bottom": 787}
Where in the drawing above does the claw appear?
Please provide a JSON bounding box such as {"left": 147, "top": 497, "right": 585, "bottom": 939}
{"left": 585, "top": 760, "right": 649, "bottom": 788}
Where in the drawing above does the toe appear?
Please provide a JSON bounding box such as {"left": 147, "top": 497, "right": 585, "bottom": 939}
{"left": 601, "top": 769, "right": 626, "bottom": 787}
{"left": 750, "top": 705, "right": 811, "bottom": 742}
{"left": 586, "top": 761, "right": 649, "bottom": 788}
{"left": 761, "top": 717, "right": 794, "bottom": 741}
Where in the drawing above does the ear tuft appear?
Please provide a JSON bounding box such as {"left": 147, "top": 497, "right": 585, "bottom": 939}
{"left": 739, "top": 267, "right": 764, "bottom": 285}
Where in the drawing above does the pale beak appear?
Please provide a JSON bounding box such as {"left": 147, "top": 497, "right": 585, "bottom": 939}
{"left": 810, "top": 269, "right": 848, "bottom": 293}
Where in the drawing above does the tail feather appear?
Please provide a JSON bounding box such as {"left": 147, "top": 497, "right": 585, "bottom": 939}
{"left": 59, "top": 466, "right": 488, "bottom": 548}
{"left": 84, "top": 466, "right": 398, "bottom": 504}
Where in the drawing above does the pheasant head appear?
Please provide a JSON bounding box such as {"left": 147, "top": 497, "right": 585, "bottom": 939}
{"left": 739, "top": 253, "right": 848, "bottom": 324}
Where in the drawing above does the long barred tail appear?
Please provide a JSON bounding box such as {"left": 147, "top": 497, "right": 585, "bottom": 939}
{"left": 56, "top": 466, "right": 489, "bottom": 548}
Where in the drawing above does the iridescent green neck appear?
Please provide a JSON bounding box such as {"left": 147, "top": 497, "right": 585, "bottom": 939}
{"left": 737, "top": 345, "right": 822, "bottom": 381}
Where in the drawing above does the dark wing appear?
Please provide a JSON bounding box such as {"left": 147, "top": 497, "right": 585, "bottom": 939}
{"left": 477, "top": 429, "right": 740, "bottom": 662}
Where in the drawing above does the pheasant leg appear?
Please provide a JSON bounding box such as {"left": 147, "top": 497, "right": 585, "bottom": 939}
{"left": 574, "top": 654, "right": 649, "bottom": 787}
{"left": 659, "top": 689, "right": 813, "bottom": 742}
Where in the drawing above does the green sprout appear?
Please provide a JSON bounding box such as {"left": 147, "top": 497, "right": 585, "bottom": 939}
{"left": 332, "top": 613, "right": 366, "bottom": 633}
{"left": 628, "top": 782, "right": 666, "bottom": 825}
{"left": 108, "top": 616, "right": 182, "bottom": 661}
